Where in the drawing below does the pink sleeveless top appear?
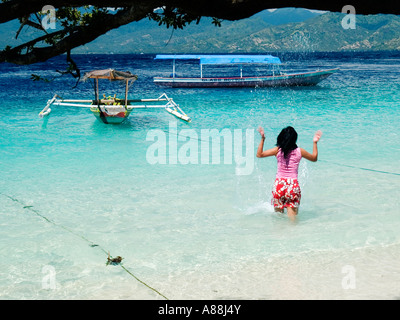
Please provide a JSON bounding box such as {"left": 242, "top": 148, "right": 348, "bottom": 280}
{"left": 276, "top": 147, "right": 302, "bottom": 179}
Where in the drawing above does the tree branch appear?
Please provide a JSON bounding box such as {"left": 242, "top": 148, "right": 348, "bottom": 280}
{"left": 1, "top": 0, "right": 399, "bottom": 25}
{"left": 1, "top": 6, "right": 151, "bottom": 64}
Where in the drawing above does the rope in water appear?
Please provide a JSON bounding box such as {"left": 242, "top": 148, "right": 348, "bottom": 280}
{"left": 0, "top": 193, "right": 169, "bottom": 300}
{"left": 319, "top": 160, "right": 400, "bottom": 176}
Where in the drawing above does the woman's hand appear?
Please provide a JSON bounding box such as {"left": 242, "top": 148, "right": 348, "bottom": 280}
{"left": 258, "top": 126, "right": 265, "bottom": 139}
{"left": 313, "top": 130, "right": 322, "bottom": 143}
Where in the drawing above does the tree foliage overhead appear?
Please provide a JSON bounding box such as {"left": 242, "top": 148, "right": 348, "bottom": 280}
{"left": 0, "top": 0, "right": 398, "bottom": 68}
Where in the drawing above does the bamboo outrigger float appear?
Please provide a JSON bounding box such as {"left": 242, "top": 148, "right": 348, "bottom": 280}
{"left": 39, "top": 69, "right": 191, "bottom": 124}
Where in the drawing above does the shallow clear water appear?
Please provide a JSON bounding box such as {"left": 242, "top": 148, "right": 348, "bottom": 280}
{"left": 1, "top": 52, "right": 399, "bottom": 299}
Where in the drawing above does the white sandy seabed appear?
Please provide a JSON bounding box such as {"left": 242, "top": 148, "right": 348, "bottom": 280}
{"left": 79, "top": 242, "right": 400, "bottom": 300}
{"left": 149, "top": 242, "right": 400, "bottom": 300}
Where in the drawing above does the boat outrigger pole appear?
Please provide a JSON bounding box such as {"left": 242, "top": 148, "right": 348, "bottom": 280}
{"left": 39, "top": 69, "right": 191, "bottom": 124}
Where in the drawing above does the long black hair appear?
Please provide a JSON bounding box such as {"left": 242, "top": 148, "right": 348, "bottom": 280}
{"left": 276, "top": 126, "right": 298, "bottom": 159}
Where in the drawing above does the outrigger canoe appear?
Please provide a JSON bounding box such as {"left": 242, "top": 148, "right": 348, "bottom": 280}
{"left": 39, "top": 69, "right": 191, "bottom": 124}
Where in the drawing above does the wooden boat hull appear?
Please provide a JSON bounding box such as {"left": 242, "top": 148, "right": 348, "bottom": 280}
{"left": 154, "top": 68, "right": 339, "bottom": 88}
{"left": 90, "top": 106, "right": 132, "bottom": 124}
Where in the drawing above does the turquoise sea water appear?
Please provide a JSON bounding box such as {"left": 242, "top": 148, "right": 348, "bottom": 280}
{"left": 1, "top": 52, "right": 400, "bottom": 299}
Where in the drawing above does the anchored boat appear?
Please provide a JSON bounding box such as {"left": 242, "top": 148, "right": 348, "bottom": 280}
{"left": 39, "top": 69, "right": 191, "bottom": 124}
{"left": 153, "top": 54, "right": 339, "bottom": 88}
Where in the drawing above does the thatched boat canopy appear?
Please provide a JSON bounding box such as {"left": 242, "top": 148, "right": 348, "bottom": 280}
{"left": 83, "top": 69, "right": 138, "bottom": 82}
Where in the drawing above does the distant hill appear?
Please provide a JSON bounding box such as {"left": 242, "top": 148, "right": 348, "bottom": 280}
{"left": 74, "top": 7, "right": 326, "bottom": 53}
{"left": 252, "top": 7, "right": 323, "bottom": 25}
{"left": 1, "top": 7, "right": 400, "bottom": 55}
{"left": 73, "top": 9, "right": 400, "bottom": 53}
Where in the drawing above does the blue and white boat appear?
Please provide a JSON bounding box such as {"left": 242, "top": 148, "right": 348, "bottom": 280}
{"left": 154, "top": 54, "right": 339, "bottom": 88}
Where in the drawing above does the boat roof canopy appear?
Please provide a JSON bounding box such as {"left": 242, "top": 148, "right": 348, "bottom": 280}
{"left": 154, "top": 54, "right": 282, "bottom": 65}
{"left": 83, "top": 69, "right": 138, "bottom": 81}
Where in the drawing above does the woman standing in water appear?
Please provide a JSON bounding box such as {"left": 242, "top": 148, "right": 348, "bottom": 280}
{"left": 257, "top": 126, "right": 322, "bottom": 220}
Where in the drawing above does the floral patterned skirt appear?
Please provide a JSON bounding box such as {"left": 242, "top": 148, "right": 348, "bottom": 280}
{"left": 271, "top": 178, "right": 301, "bottom": 209}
